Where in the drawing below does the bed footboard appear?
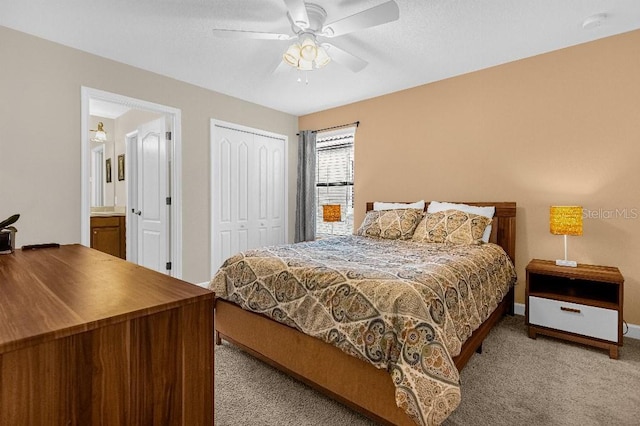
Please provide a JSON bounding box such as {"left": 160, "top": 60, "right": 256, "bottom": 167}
{"left": 214, "top": 286, "right": 514, "bottom": 426}
{"left": 215, "top": 298, "right": 416, "bottom": 426}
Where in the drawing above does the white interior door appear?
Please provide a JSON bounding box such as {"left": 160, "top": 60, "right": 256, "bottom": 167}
{"left": 211, "top": 121, "right": 287, "bottom": 273}
{"left": 125, "top": 131, "right": 138, "bottom": 263}
{"left": 134, "top": 117, "right": 170, "bottom": 274}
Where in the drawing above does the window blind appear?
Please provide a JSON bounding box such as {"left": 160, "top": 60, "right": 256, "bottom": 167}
{"left": 315, "top": 132, "right": 355, "bottom": 237}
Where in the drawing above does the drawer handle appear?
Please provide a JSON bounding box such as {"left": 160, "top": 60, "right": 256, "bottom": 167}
{"left": 560, "top": 306, "right": 581, "bottom": 314}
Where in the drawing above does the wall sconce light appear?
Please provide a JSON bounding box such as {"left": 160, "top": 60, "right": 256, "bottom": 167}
{"left": 550, "top": 206, "right": 583, "bottom": 267}
{"left": 90, "top": 122, "right": 107, "bottom": 142}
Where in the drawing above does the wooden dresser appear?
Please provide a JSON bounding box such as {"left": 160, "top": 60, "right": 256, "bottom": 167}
{"left": 0, "top": 245, "right": 214, "bottom": 425}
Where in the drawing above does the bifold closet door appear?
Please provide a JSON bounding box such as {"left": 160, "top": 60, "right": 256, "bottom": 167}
{"left": 253, "top": 133, "right": 285, "bottom": 249}
{"left": 212, "top": 125, "right": 286, "bottom": 271}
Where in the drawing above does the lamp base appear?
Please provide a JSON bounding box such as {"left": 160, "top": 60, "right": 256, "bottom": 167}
{"left": 556, "top": 259, "right": 578, "bottom": 267}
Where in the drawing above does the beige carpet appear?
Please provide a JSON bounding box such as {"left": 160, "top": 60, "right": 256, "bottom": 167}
{"left": 214, "top": 315, "right": 640, "bottom": 425}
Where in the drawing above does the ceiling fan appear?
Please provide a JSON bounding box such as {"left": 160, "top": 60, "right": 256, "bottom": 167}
{"left": 212, "top": 0, "right": 400, "bottom": 73}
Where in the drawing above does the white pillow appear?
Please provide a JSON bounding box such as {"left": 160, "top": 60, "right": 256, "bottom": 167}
{"left": 427, "top": 201, "right": 495, "bottom": 243}
{"left": 373, "top": 200, "right": 425, "bottom": 211}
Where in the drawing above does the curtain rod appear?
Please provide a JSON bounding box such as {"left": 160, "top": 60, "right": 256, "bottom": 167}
{"left": 297, "top": 121, "right": 359, "bottom": 136}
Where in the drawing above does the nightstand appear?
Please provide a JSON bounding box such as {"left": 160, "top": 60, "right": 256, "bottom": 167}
{"left": 525, "top": 259, "right": 624, "bottom": 359}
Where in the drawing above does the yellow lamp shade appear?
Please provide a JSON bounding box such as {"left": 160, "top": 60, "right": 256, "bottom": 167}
{"left": 550, "top": 206, "right": 583, "bottom": 236}
{"left": 323, "top": 204, "right": 341, "bottom": 222}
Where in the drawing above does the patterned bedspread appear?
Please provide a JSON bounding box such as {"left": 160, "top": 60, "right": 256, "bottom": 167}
{"left": 210, "top": 235, "right": 516, "bottom": 425}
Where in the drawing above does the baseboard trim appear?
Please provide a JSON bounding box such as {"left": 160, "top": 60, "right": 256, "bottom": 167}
{"left": 513, "top": 302, "right": 639, "bottom": 340}
{"left": 196, "top": 281, "right": 210, "bottom": 288}
{"left": 624, "top": 322, "right": 640, "bottom": 340}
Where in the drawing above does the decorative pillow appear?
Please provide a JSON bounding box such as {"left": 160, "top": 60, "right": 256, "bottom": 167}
{"left": 412, "top": 209, "right": 492, "bottom": 245}
{"left": 427, "top": 201, "right": 495, "bottom": 243}
{"left": 356, "top": 208, "right": 423, "bottom": 240}
{"left": 373, "top": 200, "right": 425, "bottom": 211}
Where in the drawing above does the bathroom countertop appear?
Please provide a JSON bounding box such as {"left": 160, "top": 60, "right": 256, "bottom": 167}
{"left": 90, "top": 212, "right": 126, "bottom": 217}
{"left": 90, "top": 206, "right": 126, "bottom": 217}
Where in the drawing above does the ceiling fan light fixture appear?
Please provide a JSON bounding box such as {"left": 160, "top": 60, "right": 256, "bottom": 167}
{"left": 297, "top": 58, "right": 313, "bottom": 71}
{"left": 283, "top": 44, "right": 301, "bottom": 66}
{"left": 314, "top": 45, "right": 331, "bottom": 68}
{"left": 299, "top": 35, "right": 317, "bottom": 61}
{"left": 215, "top": 0, "right": 394, "bottom": 74}
{"left": 283, "top": 33, "right": 327, "bottom": 70}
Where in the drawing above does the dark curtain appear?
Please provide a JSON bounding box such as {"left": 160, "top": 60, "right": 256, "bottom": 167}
{"left": 294, "top": 130, "right": 317, "bottom": 242}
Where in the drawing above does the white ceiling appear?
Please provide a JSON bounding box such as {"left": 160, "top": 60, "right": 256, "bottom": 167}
{"left": 2, "top": 1, "right": 640, "bottom": 116}
{"left": 90, "top": 99, "right": 131, "bottom": 119}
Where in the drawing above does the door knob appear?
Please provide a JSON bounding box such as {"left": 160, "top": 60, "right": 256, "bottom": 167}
{"left": 133, "top": 210, "right": 142, "bottom": 216}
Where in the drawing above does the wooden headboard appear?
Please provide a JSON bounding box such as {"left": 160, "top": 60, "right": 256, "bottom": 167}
{"left": 365, "top": 201, "right": 516, "bottom": 265}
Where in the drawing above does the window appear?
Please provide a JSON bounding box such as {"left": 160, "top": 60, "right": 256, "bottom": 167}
{"left": 315, "top": 127, "right": 355, "bottom": 237}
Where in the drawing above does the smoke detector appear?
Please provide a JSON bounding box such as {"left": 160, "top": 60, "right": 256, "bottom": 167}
{"left": 582, "top": 13, "right": 607, "bottom": 30}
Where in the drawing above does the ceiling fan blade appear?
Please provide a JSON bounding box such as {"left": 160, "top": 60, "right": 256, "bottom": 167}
{"left": 212, "top": 29, "right": 293, "bottom": 40}
{"left": 324, "top": 43, "right": 368, "bottom": 72}
{"left": 322, "top": 0, "right": 399, "bottom": 37}
{"left": 283, "top": 0, "right": 309, "bottom": 30}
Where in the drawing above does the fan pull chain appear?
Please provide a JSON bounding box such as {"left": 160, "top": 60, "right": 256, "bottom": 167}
{"left": 296, "top": 71, "right": 310, "bottom": 85}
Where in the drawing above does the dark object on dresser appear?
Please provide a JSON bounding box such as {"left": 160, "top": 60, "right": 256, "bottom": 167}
{"left": 21, "top": 243, "right": 60, "bottom": 250}
{"left": 0, "top": 214, "right": 20, "bottom": 254}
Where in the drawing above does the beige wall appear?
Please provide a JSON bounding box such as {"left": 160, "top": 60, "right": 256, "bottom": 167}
{"left": 300, "top": 30, "right": 640, "bottom": 325}
{"left": 0, "top": 26, "right": 298, "bottom": 284}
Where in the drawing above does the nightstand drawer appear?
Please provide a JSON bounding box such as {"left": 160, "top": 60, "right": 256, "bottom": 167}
{"left": 529, "top": 296, "right": 618, "bottom": 342}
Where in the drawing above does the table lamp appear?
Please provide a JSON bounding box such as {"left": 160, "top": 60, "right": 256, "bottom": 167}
{"left": 322, "top": 204, "right": 341, "bottom": 235}
{"left": 550, "top": 206, "right": 583, "bottom": 267}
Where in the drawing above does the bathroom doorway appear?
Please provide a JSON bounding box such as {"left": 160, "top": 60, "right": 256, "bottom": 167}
{"left": 80, "top": 87, "right": 183, "bottom": 277}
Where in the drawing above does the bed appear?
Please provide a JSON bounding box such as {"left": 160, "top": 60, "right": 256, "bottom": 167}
{"left": 211, "top": 201, "right": 516, "bottom": 425}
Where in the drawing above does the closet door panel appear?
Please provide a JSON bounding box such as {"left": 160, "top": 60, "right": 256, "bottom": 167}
{"left": 253, "top": 135, "right": 286, "bottom": 247}
{"left": 212, "top": 121, "right": 287, "bottom": 274}
{"left": 212, "top": 127, "right": 253, "bottom": 269}
{"left": 270, "top": 143, "right": 285, "bottom": 246}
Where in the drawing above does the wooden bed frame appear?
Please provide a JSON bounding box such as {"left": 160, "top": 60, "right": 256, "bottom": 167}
{"left": 215, "top": 202, "right": 516, "bottom": 425}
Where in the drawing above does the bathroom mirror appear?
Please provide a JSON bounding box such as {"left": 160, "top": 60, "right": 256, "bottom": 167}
{"left": 89, "top": 115, "right": 116, "bottom": 207}
{"left": 90, "top": 144, "right": 105, "bottom": 207}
